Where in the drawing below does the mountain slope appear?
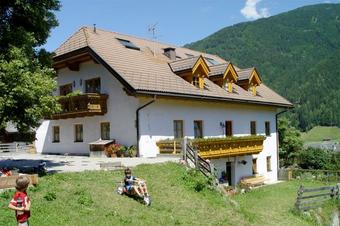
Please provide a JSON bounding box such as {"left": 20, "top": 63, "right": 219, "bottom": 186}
{"left": 186, "top": 3, "right": 340, "bottom": 130}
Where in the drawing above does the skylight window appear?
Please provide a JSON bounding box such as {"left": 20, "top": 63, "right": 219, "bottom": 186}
{"left": 116, "top": 38, "right": 140, "bottom": 50}
{"left": 204, "top": 57, "right": 220, "bottom": 65}
{"left": 185, "top": 53, "right": 194, "bottom": 58}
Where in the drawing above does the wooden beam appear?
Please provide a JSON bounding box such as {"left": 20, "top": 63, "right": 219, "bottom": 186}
{"left": 0, "top": 174, "right": 38, "bottom": 189}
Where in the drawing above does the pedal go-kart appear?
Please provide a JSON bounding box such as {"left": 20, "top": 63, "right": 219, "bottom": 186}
{"left": 117, "top": 179, "right": 151, "bottom": 206}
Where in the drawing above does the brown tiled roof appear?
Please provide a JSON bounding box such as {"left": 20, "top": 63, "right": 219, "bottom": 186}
{"left": 208, "top": 63, "right": 230, "bottom": 77}
{"left": 169, "top": 56, "right": 200, "bottom": 72}
{"left": 237, "top": 68, "right": 254, "bottom": 80}
{"left": 54, "top": 27, "right": 293, "bottom": 108}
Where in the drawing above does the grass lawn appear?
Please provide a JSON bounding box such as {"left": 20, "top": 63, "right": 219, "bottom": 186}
{"left": 0, "top": 162, "right": 337, "bottom": 225}
{"left": 301, "top": 126, "right": 340, "bottom": 142}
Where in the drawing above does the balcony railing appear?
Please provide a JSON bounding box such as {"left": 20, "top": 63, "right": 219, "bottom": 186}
{"left": 195, "top": 136, "right": 265, "bottom": 159}
{"left": 51, "top": 93, "right": 108, "bottom": 119}
{"left": 156, "top": 136, "right": 265, "bottom": 158}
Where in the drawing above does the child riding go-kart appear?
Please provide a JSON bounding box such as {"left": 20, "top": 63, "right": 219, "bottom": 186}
{"left": 117, "top": 168, "right": 151, "bottom": 206}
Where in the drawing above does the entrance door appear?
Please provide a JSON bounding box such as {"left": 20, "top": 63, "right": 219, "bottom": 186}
{"left": 252, "top": 158, "right": 258, "bottom": 175}
{"left": 226, "top": 162, "right": 232, "bottom": 185}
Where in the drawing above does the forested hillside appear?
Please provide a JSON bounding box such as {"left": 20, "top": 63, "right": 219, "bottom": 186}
{"left": 186, "top": 4, "right": 340, "bottom": 131}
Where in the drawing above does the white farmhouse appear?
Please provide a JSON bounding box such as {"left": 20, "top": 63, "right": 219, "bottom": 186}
{"left": 36, "top": 27, "right": 292, "bottom": 185}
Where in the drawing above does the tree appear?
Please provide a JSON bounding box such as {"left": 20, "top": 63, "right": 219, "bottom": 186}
{"left": 278, "top": 118, "right": 303, "bottom": 167}
{"left": 298, "top": 147, "right": 332, "bottom": 169}
{"left": 0, "top": 0, "right": 61, "bottom": 132}
{"left": 0, "top": 0, "right": 60, "bottom": 54}
{"left": 0, "top": 48, "right": 59, "bottom": 132}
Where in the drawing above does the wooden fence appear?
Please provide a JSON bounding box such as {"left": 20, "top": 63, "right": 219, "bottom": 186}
{"left": 182, "top": 138, "right": 215, "bottom": 179}
{"left": 0, "top": 142, "right": 34, "bottom": 153}
{"left": 295, "top": 184, "right": 340, "bottom": 211}
{"left": 279, "top": 168, "right": 340, "bottom": 182}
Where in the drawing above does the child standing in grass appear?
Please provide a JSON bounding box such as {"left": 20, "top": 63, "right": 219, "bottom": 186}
{"left": 8, "top": 175, "right": 31, "bottom": 226}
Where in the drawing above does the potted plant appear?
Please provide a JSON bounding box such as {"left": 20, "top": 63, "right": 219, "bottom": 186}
{"left": 127, "top": 145, "right": 137, "bottom": 157}
{"left": 117, "top": 145, "right": 127, "bottom": 157}
{"left": 107, "top": 143, "right": 121, "bottom": 158}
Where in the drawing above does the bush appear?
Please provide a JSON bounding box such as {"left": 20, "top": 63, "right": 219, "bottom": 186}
{"left": 298, "top": 147, "right": 332, "bottom": 169}
{"left": 182, "top": 169, "right": 210, "bottom": 192}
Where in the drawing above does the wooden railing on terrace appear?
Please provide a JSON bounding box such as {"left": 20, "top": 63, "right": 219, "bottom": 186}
{"left": 194, "top": 136, "right": 265, "bottom": 159}
{"left": 51, "top": 93, "right": 108, "bottom": 119}
{"left": 156, "top": 136, "right": 265, "bottom": 158}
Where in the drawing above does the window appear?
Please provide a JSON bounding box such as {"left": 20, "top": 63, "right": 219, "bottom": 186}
{"left": 173, "top": 120, "right": 184, "bottom": 138}
{"left": 204, "top": 57, "right": 219, "bottom": 65}
{"left": 194, "top": 120, "right": 203, "bottom": 138}
{"left": 192, "top": 76, "right": 200, "bottom": 88}
{"left": 192, "top": 76, "right": 204, "bottom": 89}
{"left": 101, "top": 122, "right": 110, "bottom": 140}
{"left": 265, "top": 121, "right": 271, "bottom": 136}
{"left": 52, "top": 126, "right": 60, "bottom": 143}
{"left": 225, "top": 121, "right": 232, "bottom": 136}
{"left": 85, "top": 78, "right": 101, "bottom": 93}
{"left": 250, "top": 121, "right": 256, "bottom": 135}
{"left": 266, "top": 156, "right": 272, "bottom": 172}
{"left": 74, "top": 124, "right": 83, "bottom": 142}
{"left": 252, "top": 158, "right": 258, "bottom": 175}
{"left": 185, "top": 53, "right": 194, "bottom": 58}
{"left": 59, "top": 83, "right": 72, "bottom": 96}
{"left": 116, "top": 38, "right": 140, "bottom": 50}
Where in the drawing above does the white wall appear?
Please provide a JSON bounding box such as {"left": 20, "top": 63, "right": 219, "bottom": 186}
{"left": 138, "top": 98, "right": 278, "bottom": 182}
{"left": 35, "top": 61, "right": 139, "bottom": 155}
{"left": 211, "top": 155, "right": 253, "bottom": 185}
{"left": 35, "top": 60, "right": 278, "bottom": 182}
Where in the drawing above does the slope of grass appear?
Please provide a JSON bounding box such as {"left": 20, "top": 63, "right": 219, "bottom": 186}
{"left": 301, "top": 126, "right": 340, "bottom": 142}
{"left": 0, "top": 162, "right": 336, "bottom": 225}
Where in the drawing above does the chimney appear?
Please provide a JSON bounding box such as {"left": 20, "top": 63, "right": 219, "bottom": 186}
{"left": 164, "top": 47, "right": 176, "bottom": 60}
{"left": 93, "top": 24, "right": 96, "bottom": 33}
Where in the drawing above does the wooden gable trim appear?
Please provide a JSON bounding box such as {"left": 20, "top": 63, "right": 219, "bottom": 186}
{"left": 192, "top": 55, "right": 210, "bottom": 77}
{"left": 53, "top": 47, "right": 136, "bottom": 94}
{"left": 249, "top": 68, "right": 262, "bottom": 86}
{"left": 223, "top": 63, "right": 238, "bottom": 82}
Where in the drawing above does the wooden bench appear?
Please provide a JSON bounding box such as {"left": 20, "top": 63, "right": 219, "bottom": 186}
{"left": 240, "top": 175, "right": 265, "bottom": 188}
{"left": 0, "top": 174, "right": 38, "bottom": 189}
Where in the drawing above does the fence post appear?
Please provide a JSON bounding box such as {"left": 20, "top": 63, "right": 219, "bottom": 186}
{"left": 337, "top": 183, "right": 340, "bottom": 206}
{"left": 15, "top": 142, "right": 18, "bottom": 152}
{"left": 295, "top": 185, "right": 304, "bottom": 211}
{"left": 194, "top": 149, "right": 199, "bottom": 170}
{"left": 182, "top": 137, "right": 187, "bottom": 162}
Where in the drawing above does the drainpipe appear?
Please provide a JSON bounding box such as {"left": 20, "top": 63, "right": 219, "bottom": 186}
{"left": 275, "top": 108, "right": 288, "bottom": 178}
{"left": 136, "top": 95, "right": 156, "bottom": 157}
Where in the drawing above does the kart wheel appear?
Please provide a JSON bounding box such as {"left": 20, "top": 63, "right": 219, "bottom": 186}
{"left": 117, "top": 186, "right": 124, "bottom": 195}
{"left": 143, "top": 196, "right": 151, "bottom": 206}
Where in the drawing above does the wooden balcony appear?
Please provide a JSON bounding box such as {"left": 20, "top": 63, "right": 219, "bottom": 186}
{"left": 195, "top": 136, "right": 265, "bottom": 159}
{"left": 51, "top": 93, "right": 108, "bottom": 119}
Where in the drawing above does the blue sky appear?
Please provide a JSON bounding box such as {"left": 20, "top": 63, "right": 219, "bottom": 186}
{"left": 43, "top": 0, "right": 340, "bottom": 51}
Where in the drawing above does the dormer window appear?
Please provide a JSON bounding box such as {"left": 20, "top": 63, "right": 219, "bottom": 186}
{"left": 236, "top": 68, "right": 261, "bottom": 96}
{"left": 169, "top": 55, "right": 210, "bottom": 90}
{"left": 208, "top": 63, "right": 238, "bottom": 93}
{"left": 193, "top": 76, "right": 200, "bottom": 88}
{"left": 116, "top": 38, "right": 140, "bottom": 50}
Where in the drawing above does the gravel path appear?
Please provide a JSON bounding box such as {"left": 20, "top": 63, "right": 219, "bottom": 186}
{"left": 0, "top": 152, "right": 180, "bottom": 173}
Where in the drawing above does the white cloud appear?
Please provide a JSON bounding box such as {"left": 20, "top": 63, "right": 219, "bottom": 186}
{"left": 241, "top": 0, "right": 270, "bottom": 20}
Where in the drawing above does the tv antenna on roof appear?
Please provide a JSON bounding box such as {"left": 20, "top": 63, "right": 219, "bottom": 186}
{"left": 148, "top": 22, "right": 158, "bottom": 56}
{"left": 148, "top": 22, "right": 158, "bottom": 40}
